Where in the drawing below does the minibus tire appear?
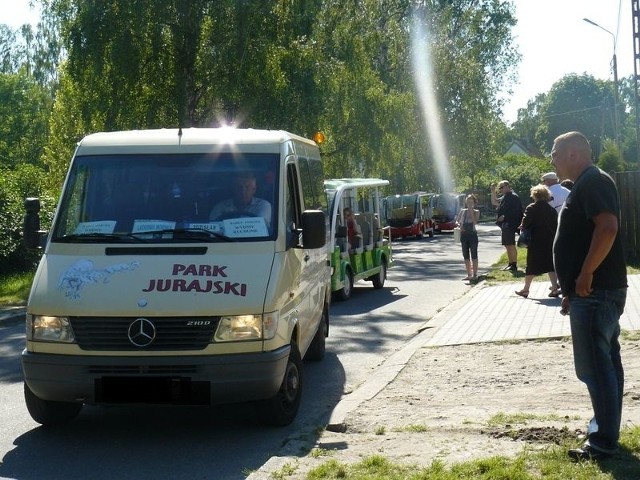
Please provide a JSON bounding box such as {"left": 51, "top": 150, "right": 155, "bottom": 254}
{"left": 337, "top": 270, "right": 353, "bottom": 301}
{"left": 305, "top": 307, "right": 327, "bottom": 361}
{"left": 257, "top": 343, "right": 303, "bottom": 426}
{"left": 24, "top": 382, "right": 82, "bottom": 426}
{"left": 372, "top": 260, "right": 387, "bottom": 289}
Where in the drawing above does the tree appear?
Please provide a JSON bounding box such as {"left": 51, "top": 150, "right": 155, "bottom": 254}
{"left": 419, "top": 0, "right": 519, "bottom": 192}
{"left": 534, "top": 74, "right": 616, "bottom": 158}
{"left": 0, "top": 71, "right": 51, "bottom": 167}
{"left": 315, "top": 0, "right": 519, "bottom": 194}
{"left": 510, "top": 92, "right": 546, "bottom": 155}
{"left": 0, "top": 2, "right": 63, "bottom": 89}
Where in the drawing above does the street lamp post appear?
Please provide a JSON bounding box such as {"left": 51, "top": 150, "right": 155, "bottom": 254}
{"left": 583, "top": 17, "right": 621, "bottom": 154}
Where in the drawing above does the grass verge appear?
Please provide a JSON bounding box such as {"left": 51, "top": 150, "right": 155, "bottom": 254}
{"left": 299, "top": 425, "right": 640, "bottom": 479}
{"left": 0, "top": 271, "right": 34, "bottom": 305}
{"left": 485, "top": 248, "right": 640, "bottom": 285}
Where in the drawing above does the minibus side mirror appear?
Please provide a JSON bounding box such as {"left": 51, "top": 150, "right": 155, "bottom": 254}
{"left": 24, "top": 197, "right": 45, "bottom": 249}
{"left": 301, "top": 210, "right": 327, "bottom": 249}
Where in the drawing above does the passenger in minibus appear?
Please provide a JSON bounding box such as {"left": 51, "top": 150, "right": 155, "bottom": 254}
{"left": 343, "top": 207, "right": 361, "bottom": 251}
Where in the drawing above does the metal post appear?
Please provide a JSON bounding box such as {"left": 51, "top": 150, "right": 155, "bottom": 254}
{"left": 612, "top": 52, "right": 621, "bottom": 154}
{"left": 632, "top": 0, "right": 640, "bottom": 162}
{"left": 583, "top": 18, "right": 621, "bottom": 155}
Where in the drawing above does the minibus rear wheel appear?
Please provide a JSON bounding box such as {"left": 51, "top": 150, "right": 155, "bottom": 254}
{"left": 372, "top": 259, "right": 387, "bottom": 289}
{"left": 24, "top": 382, "right": 82, "bottom": 426}
{"left": 257, "top": 342, "right": 303, "bottom": 426}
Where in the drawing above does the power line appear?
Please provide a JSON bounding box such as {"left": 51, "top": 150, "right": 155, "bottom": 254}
{"left": 543, "top": 105, "right": 602, "bottom": 118}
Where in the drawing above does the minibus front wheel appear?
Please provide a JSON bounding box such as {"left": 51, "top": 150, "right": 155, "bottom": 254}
{"left": 257, "top": 342, "right": 303, "bottom": 426}
{"left": 24, "top": 382, "right": 82, "bottom": 426}
{"left": 305, "top": 306, "right": 328, "bottom": 362}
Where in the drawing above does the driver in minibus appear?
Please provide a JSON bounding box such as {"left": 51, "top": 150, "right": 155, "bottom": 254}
{"left": 209, "top": 171, "right": 272, "bottom": 228}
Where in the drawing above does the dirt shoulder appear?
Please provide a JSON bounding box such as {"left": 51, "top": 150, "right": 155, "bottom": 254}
{"left": 262, "top": 337, "right": 640, "bottom": 478}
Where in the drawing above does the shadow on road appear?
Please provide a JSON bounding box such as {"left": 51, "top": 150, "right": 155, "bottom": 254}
{"left": 0, "top": 354, "right": 347, "bottom": 480}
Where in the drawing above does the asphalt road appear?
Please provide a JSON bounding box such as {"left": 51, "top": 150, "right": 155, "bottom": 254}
{"left": 0, "top": 225, "right": 503, "bottom": 480}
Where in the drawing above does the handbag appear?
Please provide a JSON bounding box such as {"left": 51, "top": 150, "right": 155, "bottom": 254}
{"left": 453, "top": 226, "right": 461, "bottom": 242}
{"left": 517, "top": 227, "right": 532, "bottom": 248}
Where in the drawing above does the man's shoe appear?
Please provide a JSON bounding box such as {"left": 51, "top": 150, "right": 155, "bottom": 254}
{"left": 508, "top": 263, "right": 517, "bottom": 271}
{"left": 567, "top": 445, "right": 611, "bottom": 461}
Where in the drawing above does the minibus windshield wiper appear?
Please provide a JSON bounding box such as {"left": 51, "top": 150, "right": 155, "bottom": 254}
{"left": 136, "top": 228, "right": 234, "bottom": 242}
{"left": 55, "top": 233, "right": 148, "bottom": 243}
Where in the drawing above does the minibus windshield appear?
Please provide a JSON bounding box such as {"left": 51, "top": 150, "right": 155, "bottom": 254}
{"left": 52, "top": 153, "right": 279, "bottom": 243}
{"left": 386, "top": 195, "right": 417, "bottom": 226}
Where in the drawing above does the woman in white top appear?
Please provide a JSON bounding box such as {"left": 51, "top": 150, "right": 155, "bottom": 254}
{"left": 455, "top": 194, "right": 480, "bottom": 281}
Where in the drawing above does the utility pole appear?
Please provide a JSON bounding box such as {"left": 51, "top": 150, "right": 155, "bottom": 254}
{"left": 583, "top": 18, "right": 621, "bottom": 156}
{"left": 632, "top": 0, "right": 640, "bottom": 162}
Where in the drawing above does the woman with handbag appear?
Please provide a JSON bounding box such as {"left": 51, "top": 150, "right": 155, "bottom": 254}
{"left": 455, "top": 194, "right": 480, "bottom": 282}
{"left": 515, "top": 184, "right": 560, "bottom": 298}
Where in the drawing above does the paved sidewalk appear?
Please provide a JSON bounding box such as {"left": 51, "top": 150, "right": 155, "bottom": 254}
{"left": 425, "top": 274, "right": 640, "bottom": 346}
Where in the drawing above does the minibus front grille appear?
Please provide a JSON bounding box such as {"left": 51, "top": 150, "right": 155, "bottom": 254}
{"left": 70, "top": 316, "right": 219, "bottom": 351}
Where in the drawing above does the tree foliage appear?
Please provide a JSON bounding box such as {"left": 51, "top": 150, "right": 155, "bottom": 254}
{"left": 487, "top": 153, "right": 551, "bottom": 208}
{"left": 0, "top": 71, "right": 51, "bottom": 167}
{"left": 0, "top": 163, "right": 53, "bottom": 271}
{"left": 511, "top": 73, "right": 626, "bottom": 165}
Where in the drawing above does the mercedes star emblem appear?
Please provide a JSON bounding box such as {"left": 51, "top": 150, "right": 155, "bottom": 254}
{"left": 127, "top": 318, "right": 156, "bottom": 347}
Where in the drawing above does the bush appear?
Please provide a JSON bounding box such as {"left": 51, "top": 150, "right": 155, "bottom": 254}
{"left": 0, "top": 164, "right": 55, "bottom": 272}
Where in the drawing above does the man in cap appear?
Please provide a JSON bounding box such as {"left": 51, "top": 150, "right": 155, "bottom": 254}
{"left": 542, "top": 171, "right": 570, "bottom": 213}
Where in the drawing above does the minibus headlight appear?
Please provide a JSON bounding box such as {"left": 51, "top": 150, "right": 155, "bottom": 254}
{"left": 27, "top": 315, "right": 75, "bottom": 342}
{"left": 214, "top": 313, "right": 278, "bottom": 342}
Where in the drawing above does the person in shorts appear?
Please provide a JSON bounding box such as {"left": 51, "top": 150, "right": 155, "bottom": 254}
{"left": 490, "top": 180, "right": 523, "bottom": 271}
{"left": 455, "top": 194, "right": 480, "bottom": 282}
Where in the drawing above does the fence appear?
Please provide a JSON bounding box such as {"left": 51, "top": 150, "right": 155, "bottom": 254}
{"left": 614, "top": 171, "right": 640, "bottom": 262}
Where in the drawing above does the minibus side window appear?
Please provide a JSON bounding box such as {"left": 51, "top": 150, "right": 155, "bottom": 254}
{"left": 286, "top": 163, "right": 302, "bottom": 246}
{"left": 298, "top": 157, "right": 327, "bottom": 213}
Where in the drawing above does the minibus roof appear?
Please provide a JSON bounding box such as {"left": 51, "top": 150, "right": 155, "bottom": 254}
{"left": 75, "top": 128, "right": 317, "bottom": 155}
{"left": 324, "top": 178, "right": 390, "bottom": 191}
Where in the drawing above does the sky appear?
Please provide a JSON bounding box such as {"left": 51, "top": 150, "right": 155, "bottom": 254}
{"left": 1, "top": 0, "right": 634, "bottom": 125}
{"left": 504, "top": 0, "right": 633, "bottom": 123}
